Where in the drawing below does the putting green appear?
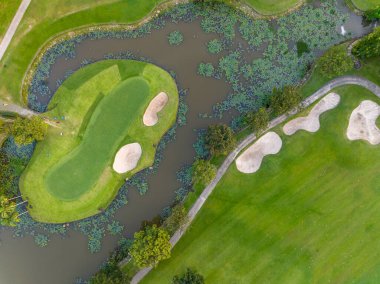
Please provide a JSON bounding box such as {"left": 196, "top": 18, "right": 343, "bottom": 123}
{"left": 20, "top": 60, "right": 178, "bottom": 223}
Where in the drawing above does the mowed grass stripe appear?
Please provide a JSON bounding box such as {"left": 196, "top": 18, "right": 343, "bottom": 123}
{"left": 143, "top": 85, "right": 380, "bottom": 283}
{"left": 46, "top": 77, "right": 150, "bottom": 200}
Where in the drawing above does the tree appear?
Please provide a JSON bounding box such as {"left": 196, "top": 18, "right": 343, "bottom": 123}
{"left": 8, "top": 116, "right": 47, "bottom": 146}
{"left": 172, "top": 268, "right": 205, "bottom": 284}
{"left": 163, "top": 204, "right": 189, "bottom": 235}
{"left": 319, "top": 45, "right": 354, "bottom": 78}
{"left": 191, "top": 159, "right": 217, "bottom": 187}
{"left": 0, "top": 195, "right": 19, "bottom": 227}
{"left": 270, "top": 86, "right": 302, "bottom": 115}
{"left": 89, "top": 262, "right": 126, "bottom": 284}
{"left": 130, "top": 225, "right": 171, "bottom": 268}
{"left": 352, "top": 27, "right": 380, "bottom": 59}
{"left": 364, "top": 6, "right": 380, "bottom": 21}
{"left": 246, "top": 107, "right": 269, "bottom": 134}
{"left": 205, "top": 124, "right": 236, "bottom": 156}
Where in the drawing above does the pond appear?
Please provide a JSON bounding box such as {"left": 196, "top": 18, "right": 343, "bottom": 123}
{"left": 0, "top": 1, "right": 374, "bottom": 283}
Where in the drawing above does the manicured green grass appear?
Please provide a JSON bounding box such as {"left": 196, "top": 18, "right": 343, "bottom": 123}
{"left": 351, "top": 0, "right": 380, "bottom": 10}
{"left": 20, "top": 60, "right": 178, "bottom": 223}
{"left": 143, "top": 84, "right": 380, "bottom": 283}
{"left": 0, "top": 0, "right": 22, "bottom": 41}
{"left": 244, "top": 0, "right": 303, "bottom": 15}
{"left": 0, "top": 0, "right": 164, "bottom": 103}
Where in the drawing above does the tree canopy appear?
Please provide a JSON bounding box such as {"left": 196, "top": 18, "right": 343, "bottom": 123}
{"left": 270, "top": 86, "right": 302, "bottom": 115}
{"left": 8, "top": 116, "right": 47, "bottom": 146}
{"left": 130, "top": 225, "right": 171, "bottom": 268}
{"left": 364, "top": 6, "right": 380, "bottom": 21}
{"left": 0, "top": 195, "right": 20, "bottom": 227}
{"left": 319, "top": 45, "right": 354, "bottom": 78}
{"left": 205, "top": 124, "right": 236, "bottom": 156}
{"left": 191, "top": 159, "right": 217, "bottom": 187}
{"left": 246, "top": 107, "right": 269, "bottom": 134}
{"left": 352, "top": 27, "right": 380, "bottom": 59}
{"left": 172, "top": 268, "right": 205, "bottom": 284}
{"left": 163, "top": 204, "right": 189, "bottom": 235}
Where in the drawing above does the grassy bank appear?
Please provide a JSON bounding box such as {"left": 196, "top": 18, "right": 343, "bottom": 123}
{"left": 143, "top": 82, "right": 380, "bottom": 283}
{"left": 20, "top": 59, "right": 178, "bottom": 223}
{"left": 245, "top": 0, "right": 303, "bottom": 15}
{"left": 350, "top": 0, "right": 380, "bottom": 11}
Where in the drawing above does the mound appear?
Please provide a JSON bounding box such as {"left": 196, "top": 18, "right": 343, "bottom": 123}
{"left": 236, "top": 132, "right": 282, "bottom": 174}
{"left": 113, "top": 143, "right": 142, "bottom": 174}
{"left": 283, "top": 93, "right": 340, "bottom": 135}
{"left": 347, "top": 100, "right": 380, "bottom": 145}
{"left": 143, "top": 92, "right": 169, "bottom": 126}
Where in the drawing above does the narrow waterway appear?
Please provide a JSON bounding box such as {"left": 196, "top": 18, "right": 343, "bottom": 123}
{"left": 0, "top": 1, "right": 373, "bottom": 283}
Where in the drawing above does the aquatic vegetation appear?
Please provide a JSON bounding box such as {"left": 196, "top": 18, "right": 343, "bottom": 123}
{"left": 107, "top": 221, "right": 124, "bottom": 236}
{"left": 198, "top": 63, "right": 215, "bottom": 77}
{"left": 168, "top": 31, "right": 184, "bottom": 45}
{"left": 34, "top": 234, "right": 49, "bottom": 247}
{"left": 207, "top": 39, "right": 223, "bottom": 54}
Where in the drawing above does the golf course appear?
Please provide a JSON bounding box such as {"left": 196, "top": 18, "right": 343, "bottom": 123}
{"left": 20, "top": 60, "right": 178, "bottom": 223}
{"left": 143, "top": 84, "right": 380, "bottom": 283}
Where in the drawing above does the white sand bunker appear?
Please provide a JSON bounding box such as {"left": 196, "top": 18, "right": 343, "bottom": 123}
{"left": 143, "top": 92, "right": 169, "bottom": 126}
{"left": 113, "top": 143, "right": 142, "bottom": 174}
{"left": 236, "top": 132, "right": 282, "bottom": 174}
{"left": 283, "top": 93, "right": 340, "bottom": 135}
{"left": 347, "top": 100, "right": 380, "bottom": 145}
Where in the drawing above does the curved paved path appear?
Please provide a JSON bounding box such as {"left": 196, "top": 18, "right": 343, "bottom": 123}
{"left": 0, "top": 0, "right": 32, "bottom": 61}
{"left": 128, "top": 75, "right": 380, "bottom": 283}
{"left": 0, "top": 99, "right": 36, "bottom": 117}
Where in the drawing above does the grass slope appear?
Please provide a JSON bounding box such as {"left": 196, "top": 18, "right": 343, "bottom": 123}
{"left": 143, "top": 85, "right": 380, "bottom": 283}
{"left": 245, "top": 0, "right": 302, "bottom": 15}
{"left": 20, "top": 60, "right": 178, "bottom": 223}
{"left": 0, "top": 0, "right": 22, "bottom": 41}
{"left": 351, "top": 0, "right": 380, "bottom": 10}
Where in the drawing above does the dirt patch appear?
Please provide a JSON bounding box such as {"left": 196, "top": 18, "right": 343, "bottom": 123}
{"left": 143, "top": 92, "right": 168, "bottom": 126}
{"left": 283, "top": 92, "right": 340, "bottom": 135}
{"left": 347, "top": 100, "right": 380, "bottom": 145}
{"left": 236, "top": 132, "right": 282, "bottom": 174}
{"left": 112, "top": 142, "right": 142, "bottom": 174}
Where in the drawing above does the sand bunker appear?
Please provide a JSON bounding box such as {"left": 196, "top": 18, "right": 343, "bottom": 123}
{"left": 347, "top": 100, "right": 380, "bottom": 145}
{"left": 236, "top": 132, "right": 282, "bottom": 174}
{"left": 143, "top": 92, "right": 168, "bottom": 126}
{"left": 283, "top": 93, "right": 340, "bottom": 135}
{"left": 113, "top": 143, "right": 142, "bottom": 174}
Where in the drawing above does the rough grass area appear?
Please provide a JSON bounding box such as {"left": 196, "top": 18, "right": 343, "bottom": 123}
{"left": 20, "top": 60, "right": 178, "bottom": 223}
{"left": 143, "top": 85, "right": 380, "bottom": 283}
{"left": 351, "top": 0, "right": 380, "bottom": 10}
{"left": 0, "top": 0, "right": 22, "bottom": 41}
{"left": 245, "top": 0, "right": 303, "bottom": 15}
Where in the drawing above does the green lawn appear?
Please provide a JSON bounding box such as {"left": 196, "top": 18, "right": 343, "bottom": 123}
{"left": 0, "top": 0, "right": 22, "bottom": 41}
{"left": 351, "top": 0, "right": 380, "bottom": 10}
{"left": 143, "top": 84, "right": 380, "bottom": 283}
{"left": 20, "top": 60, "right": 178, "bottom": 223}
{"left": 244, "top": 0, "right": 303, "bottom": 15}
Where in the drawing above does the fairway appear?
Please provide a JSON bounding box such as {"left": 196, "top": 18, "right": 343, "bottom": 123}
{"left": 143, "top": 85, "right": 380, "bottom": 283}
{"left": 20, "top": 60, "right": 178, "bottom": 223}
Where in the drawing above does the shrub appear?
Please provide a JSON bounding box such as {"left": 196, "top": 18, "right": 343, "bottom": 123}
{"left": 270, "top": 86, "right": 302, "bottom": 115}
{"left": 168, "top": 31, "right": 184, "bottom": 46}
{"left": 296, "top": 41, "right": 310, "bottom": 57}
{"left": 191, "top": 159, "right": 217, "bottom": 187}
{"left": 246, "top": 107, "right": 269, "bottom": 133}
{"left": 89, "top": 262, "right": 126, "bottom": 284}
{"left": 130, "top": 225, "right": 171, "bottom": 268}
{"left": 8, "top": 116, "right": 47, "bottom": 146}
{"left": 162, "top": 204, "right": 188, "bottom": 235}
{"left": 352, "top": 27, "right": 380, "bottom": 59}
{"left": 205, "top": 124, "right": 236, "bottom": 156}
{"left": 319, "top": 45, "right": 353, "bottom": 78}
{"left": 172, "top": 268, "right": 205, "bottom": 284}
{"left": 198, "top": 63, "right": 214, "bottom": 77}
{"left": 207, "top": 39, "right": 223, "bottom": 54}
{"left": 364, "top": 6, "right": 380, "bottom": 21}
